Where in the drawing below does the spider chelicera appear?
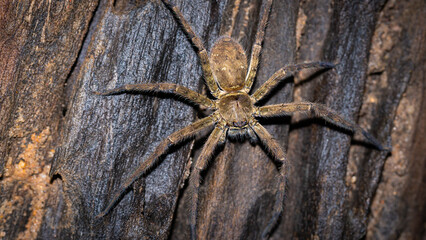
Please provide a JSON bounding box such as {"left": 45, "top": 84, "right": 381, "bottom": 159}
{"left": 95, "top": 0, "right": 386, "bottom": 239}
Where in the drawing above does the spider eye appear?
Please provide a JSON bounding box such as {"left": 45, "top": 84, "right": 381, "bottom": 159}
{"left": 232, "top": 121, "right": 247, "bottom": 127}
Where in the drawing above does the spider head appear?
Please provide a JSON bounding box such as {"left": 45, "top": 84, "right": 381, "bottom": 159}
{"left": 210, "top": 37, "right": 248, "bottom": 92}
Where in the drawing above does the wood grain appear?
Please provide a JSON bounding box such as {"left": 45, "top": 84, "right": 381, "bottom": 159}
{"left": 0, "top": 0, "right": 424, "bottom": 239}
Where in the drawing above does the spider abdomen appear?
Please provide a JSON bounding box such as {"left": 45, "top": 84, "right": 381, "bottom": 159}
{"left": 210, "top": 37, "right": 248, "bottom": 92}
{"left": 217, "top": 92, "right": 254, "bottom": 129}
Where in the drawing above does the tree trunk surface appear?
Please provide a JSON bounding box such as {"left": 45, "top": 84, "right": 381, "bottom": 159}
{"left": 0, "top": 0, "right": 424, "bottom": 239}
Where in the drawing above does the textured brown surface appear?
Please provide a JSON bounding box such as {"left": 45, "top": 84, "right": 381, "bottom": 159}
{"left": 0, "top": 0, "right": 424, "bottom": 239}
{"left": 0, "top": 1, "right": 98, "bottom": 239}
{"left": 366, "top": 0, "right": 426, "bottom": 239}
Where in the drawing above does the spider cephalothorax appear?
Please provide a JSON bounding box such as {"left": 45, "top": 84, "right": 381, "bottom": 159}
{"left": 217, "top": 93, "right": 254, "bottom": 128}
{"left": 95, "top": 0, "right": 386, "bottom": 239}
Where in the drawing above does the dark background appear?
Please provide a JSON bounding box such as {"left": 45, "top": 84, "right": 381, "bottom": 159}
{"left": 0, "top": 0, "right": 424, "bottom": 239}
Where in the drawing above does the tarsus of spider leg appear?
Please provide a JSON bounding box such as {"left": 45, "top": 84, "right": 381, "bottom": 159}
{"left": 251, "top": 123, "right": 288, "bottom": 239}
{"left": 92, "top": 83, "right": 215, "bottom": 109}
{"left": 252, "top": 62, "right": 335, "bottom": 102}
{"left": 188, "top": 127, "right": 225, "bottom": 240}
{"left": 95, "top": 116, "right": 216, "bottom": 219}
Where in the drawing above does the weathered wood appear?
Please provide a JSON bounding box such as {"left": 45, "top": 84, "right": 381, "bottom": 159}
{"left": 0, "top": 0, "right": 425, "bottom": 239}
{"left": 0, "top": 0, "right": 98, "bottom": 239}
{"left": 278, "top": 0, "right": 391, "bottom": 239}
{"left": 365, "top": 0, "right": 426, "bottom": 239}
{"left": 173, "top": 0, "right": 300, "bottom": 239}
{"left": 49, "top": 1, "right": 219, "bottom": 239}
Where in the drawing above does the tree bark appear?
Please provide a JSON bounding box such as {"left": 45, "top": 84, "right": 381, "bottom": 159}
{"left": 0, "top": 0, "right": 424, "bottom": 239}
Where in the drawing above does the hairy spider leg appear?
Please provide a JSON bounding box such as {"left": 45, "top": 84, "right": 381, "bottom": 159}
{"left": 188, "top": 126, "right": 227, "bottom": 240}
{"left": 96, "top": 115, "right": 216, "bottom": 219}
{"left": 161, "top": 0, "right": 220, "bottom": 97}
{"left": 252, "top": 62, "right": 335, "bottom": 102}
{"left": 256, "top": 102, "right": 387, "bottom": 150}
{"left": 251, "top": 123, "right": 288, "bottom": 239}
{"left": 93, "top": 83, "right": 215, "bottom": 109}
{"left": 243, "top": 0, "right": 273, "bottom": 92}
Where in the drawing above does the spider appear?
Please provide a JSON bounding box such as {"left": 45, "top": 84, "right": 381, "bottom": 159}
{"left": 95, "top": 0, "right": 386, "bottom": 239}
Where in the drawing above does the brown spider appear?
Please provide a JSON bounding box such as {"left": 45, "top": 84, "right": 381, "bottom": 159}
{"left": 95, "top": 0, "right": 386, "bottom": 239}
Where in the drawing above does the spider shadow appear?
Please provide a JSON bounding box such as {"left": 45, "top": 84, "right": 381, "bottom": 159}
{"left": 96, "top": 89, "right": 204, "bottom": 111}
{"left": 254, "top": 67, "right": 333, "bottom": 107}
{"left": 289, "top": 117, "right": 384, "bottom": 151}
{"left": 294, "top": 67, "right": 334, "bottom": 88}
{"left": 167, "top": 129, "right": 225, "bottom": 239}
{"left": 94, "top": 126, "right": 214, "bottom": 224}
{"left": 168, "top": 127, "right": 285, "bottom": 239}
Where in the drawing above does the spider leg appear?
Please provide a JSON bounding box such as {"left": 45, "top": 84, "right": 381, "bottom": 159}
{"left": 243, "top": 0, "right": 273, "bottom": 92}
{"left": 161, "top": 0, "right": 220, "bottom": 97}
{"left": 189, "top": 126, "right": 226, "bottom": 240}
{"left": 251, "top": 122, "right": 288, "bottom": 239}
{"left": 252, "top": 62, "right": 334, "bottom": 102}
{"left": 93, "top": 83, "right": 215, "bottom": 109}
{"left": 256, "top": 102, "right": 387, "bottom": 150}
{"left": 96, "top": 115, "right": 217, "bottom": 219}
